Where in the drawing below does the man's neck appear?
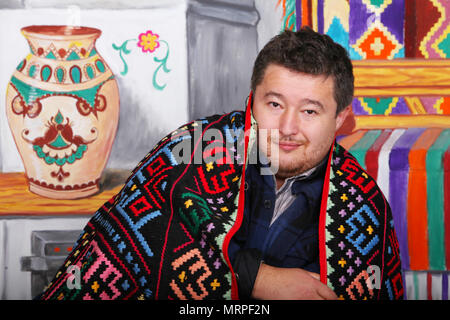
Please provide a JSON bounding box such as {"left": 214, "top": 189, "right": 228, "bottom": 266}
{"left": 275, "top": 177, "right": 285, "bottom": 190}
{"left": 274, "top": 164, "right": 320, "bottom": 190}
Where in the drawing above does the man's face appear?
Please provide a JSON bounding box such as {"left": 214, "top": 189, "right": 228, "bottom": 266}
{"left": 252, "top": 64, "right": 349, "bottom": 180}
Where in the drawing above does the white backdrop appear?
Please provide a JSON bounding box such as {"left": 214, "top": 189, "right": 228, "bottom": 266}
{"left": 0, "top": 4, "right": 189, "bottom": 172}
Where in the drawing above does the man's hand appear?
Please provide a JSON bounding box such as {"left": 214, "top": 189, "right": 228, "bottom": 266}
{"left": 251, "top": 263, "right": 338, "bottom": 300}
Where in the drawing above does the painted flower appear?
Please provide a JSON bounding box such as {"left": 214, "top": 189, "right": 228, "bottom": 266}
{"left": 138, "top": 30, "right": 160, "bottom": 53}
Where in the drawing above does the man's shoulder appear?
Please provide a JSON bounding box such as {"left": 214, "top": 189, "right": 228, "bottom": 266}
{"left": 333, "top": 142, "right": 388, "bottom": 206}
{"left": 187, "top": 110, "right": 246, "bottom": 129}
{"left": 329, "top": 143, "right": 395, "bottom": 243}
{"left": 334, "top": 142, "right": 374, "bottom": 179}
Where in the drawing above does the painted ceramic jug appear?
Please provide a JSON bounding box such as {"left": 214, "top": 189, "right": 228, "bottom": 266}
{"left": 5, "top": 25, "right": 119, "bottom": 199}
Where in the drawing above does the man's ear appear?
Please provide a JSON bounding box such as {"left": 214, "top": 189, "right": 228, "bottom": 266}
{"left": 335, "top": 105, "right": 353, "bottom": 133}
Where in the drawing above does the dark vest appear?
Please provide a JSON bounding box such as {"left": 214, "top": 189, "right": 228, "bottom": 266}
{"left": 229, "top": 159, "right": 326, "bottom": 272}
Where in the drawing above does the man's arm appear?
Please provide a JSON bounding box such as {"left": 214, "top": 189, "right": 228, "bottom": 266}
{"left": 232, "top": 248, "right": 262, "bottom": 299}
{"left": 251, "top": 263, "right": 338, "bottom": 300}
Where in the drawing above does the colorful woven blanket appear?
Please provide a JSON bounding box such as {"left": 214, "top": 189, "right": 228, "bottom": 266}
{"left": 38, "top": 105, "right": 403, "bottom": 300}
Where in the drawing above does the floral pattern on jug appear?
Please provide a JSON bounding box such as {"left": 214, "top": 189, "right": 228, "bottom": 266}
{"left": 5, "top": 25, "right": 120, "bottom": 199}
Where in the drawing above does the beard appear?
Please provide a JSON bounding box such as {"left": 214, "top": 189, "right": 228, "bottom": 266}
{"left": 275, "top": 158, "right": 311, "bottom": 179}
{"left": 257, "top": 129, "right": 329, "bottom": 179}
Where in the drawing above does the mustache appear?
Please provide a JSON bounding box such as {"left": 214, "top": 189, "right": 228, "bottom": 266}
{"left": 267, "top": 135, "right": 305, "bottom": 145}
{"left": 257, "top": 129, "right": 306, "bottom": 145}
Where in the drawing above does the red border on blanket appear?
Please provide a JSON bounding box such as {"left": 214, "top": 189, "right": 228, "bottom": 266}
{"left": 221, "top": 91, "right": 253, "bottom": 300}
{"left": 319, "top": 141, "right": 335, "bottom": 285}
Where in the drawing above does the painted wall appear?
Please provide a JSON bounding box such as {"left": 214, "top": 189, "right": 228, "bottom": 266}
{"left": 1, "top": 0, "right": 448, "bottom": 301}
{"left": 0, "top": 0, "right": 285, "bottom": 300}
{"left": 2, "top": 0, "right": 448, "bottom": 301}
{"left": 0, "top": 0, "right": 283, "bottom": 174}
{"left": 0, "top": 2, "right": 189, "bottom": 173}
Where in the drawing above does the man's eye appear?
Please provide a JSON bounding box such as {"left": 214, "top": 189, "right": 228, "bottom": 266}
{"left": 269, "top": 102, "right": 280, "bottom": 108}
{"left": 304, "top": 109, "right": 316, "bottom": 115}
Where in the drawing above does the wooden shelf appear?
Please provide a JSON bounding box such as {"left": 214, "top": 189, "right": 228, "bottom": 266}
{"left": 0, "top": 171, "right": 127, "bottom": 216}
{"left": 353, "top": 58, "right": 450, "bottom": 97}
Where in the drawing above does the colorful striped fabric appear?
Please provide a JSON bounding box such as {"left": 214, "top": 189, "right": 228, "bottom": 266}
{"left": 339, "top": 128, "right": 450, "bottom": 299}
{"left": 446, "top": 148, "right": 450, "bottom": 269}
{"left": 404, "top": 271, "right": 449, "bottom": 300}
{"left": 385, "top": 128, "right": 425, "bottom": 270}
{"left": 365, "top": 129, "right": 392, "bottom": 181}
{"left": 427, "top": 130, "right": 450, "bottom": 270}
{"left": 407, "top": 128, "right": 442, "bottom": 270}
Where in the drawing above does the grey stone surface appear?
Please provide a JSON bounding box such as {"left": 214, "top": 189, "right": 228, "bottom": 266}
{"left": 0, "top": 0, "right": 24, "bottom": 9}
{"left": 196, "top": 0, "right": 255, "bottom": 10}
{"left": 187, "top": 0, "right": 259, "bottom": 121}
{"left": 189, "top": 0, "right": 259, "bottom": 26}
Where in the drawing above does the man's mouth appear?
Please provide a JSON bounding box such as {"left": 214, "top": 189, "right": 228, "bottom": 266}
{"left": 278, "top": 141, "right": 301, "bottom": 151}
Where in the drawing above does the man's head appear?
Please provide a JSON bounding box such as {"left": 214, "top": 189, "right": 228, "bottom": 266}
{"left": 251, "top": 27, "right": 354, "bottom": 182}
{"left": 251, "top": 27, "right": 354, "bottom": 115}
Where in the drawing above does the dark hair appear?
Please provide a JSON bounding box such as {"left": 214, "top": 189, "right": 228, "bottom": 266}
{"left": 250, "top": 27, "right": 354, "bottom": 115}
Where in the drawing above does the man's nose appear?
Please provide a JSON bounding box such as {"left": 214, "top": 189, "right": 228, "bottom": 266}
{"left": 279, "top": 109, "right": 299, "bottom": 136}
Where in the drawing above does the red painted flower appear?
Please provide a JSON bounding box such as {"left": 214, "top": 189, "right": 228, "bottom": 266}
{"left": 137, "top": 30, "right": 160, "bottom": 53}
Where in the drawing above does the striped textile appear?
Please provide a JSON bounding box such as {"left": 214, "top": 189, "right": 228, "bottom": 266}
{"left": 338, "top": 128, "right": 450, "bottom": 299}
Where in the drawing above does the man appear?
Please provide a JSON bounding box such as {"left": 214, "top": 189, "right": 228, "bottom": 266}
{"left": 228, "top": 28, "right": 351, "bottom": 300}
{"left": 37, "top": 27, "right": 403, "bottom": 300}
